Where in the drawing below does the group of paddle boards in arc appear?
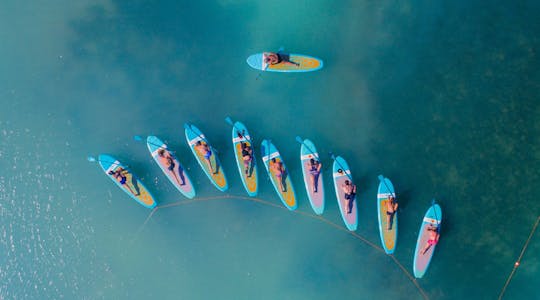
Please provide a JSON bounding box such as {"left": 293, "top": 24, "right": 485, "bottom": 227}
{"left": 90, "top": 116, "right": 442, "bottom": 279}
{"left": 89, "top": 49, "right": 441, "bottom": 278}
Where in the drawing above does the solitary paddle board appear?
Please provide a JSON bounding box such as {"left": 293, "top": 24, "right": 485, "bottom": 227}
{"left": 98, "top": 154, "right": 156, "bottom": 209}
{"left": 246, "top": 52, "right": 323, "bottom": 72}
{"left": 413, "top": 202, "right": 442, "bottom": 278}
{"left": 260, "top": 139, "right": 297, "bottom": 210}
{"left": 146, "top": 136, "right": 196, "bottom": 199}
{"left": 229, "top": 121, "right": 258, "bottom": 197}
{"left": 377, "top": 175, "right": 397, "bottom": 254}
{"left": 184, "top": 123, "right": 228, "bottom": 192}
{"left": 332, "top": 156, "right": 357, "bottom": 231}
{"left": 299, "top": 139, "right": 324, "bottom": 215}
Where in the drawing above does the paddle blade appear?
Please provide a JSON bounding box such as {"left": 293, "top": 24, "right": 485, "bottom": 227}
{"left": 183, "top": 123, "right": 191, "bottom": 130}
{"left": 378, "top": 175, "right": 384, "bottom": 182}
{"left": 224, "top": 116, "right": 233, "bottom": 125}
{"left": 329, "top": 152, "right": 336, "bottom": 160}
{"left": 87, "top": 156, "right": 96, "bottom": 162}
{"left": 133, "top": 135, "right": 143, "bottom": 141}
{"left": 295, "top": 136, "right": 303, "bottom": 144}
{"left": 278, "top": 46, "right": 284, "bottom": 53}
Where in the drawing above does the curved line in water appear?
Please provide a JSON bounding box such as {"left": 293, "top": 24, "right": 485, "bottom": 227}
{"left": 137, "top": 194, "right": 429, "bottom": 300}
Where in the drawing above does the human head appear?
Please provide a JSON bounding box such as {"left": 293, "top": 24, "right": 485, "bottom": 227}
{"left": 271, "top": 158, "right": 276, "bottom": 163}
{"left": 196, "top": 141, "right": 202, "bottom": 146}
{"left": 344, "top": 180, "right": 350, "bottom": 185}
{"left": 158, "top": 149, "right": 165, "bottom": 156}
{"left": 310, "top": 158, "right": 315, "bottom": 164}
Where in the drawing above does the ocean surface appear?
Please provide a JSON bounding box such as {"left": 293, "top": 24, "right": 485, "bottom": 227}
{"left": 1, "top": 1, "right": 539, "bottom": 299}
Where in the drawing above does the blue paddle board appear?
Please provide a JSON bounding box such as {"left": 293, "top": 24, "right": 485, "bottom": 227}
{"left": 332, "top": 156, "right": 358, "bottom": 231}
{"left": 247, "top": 52, "right": 323, "bottom": 72}
{"left": 299, "top": 139, "right": 324, "bottom": 215}
{"left": 377, "top": 175, "right": 397, "bottom": 254}
{"left": 146, "top": 135, "right": 196, "bottom": 199}
{"left": 184, "top": 123, "right": 228, "bottom": 192}
{"left": 97, "top": 154, "right": 156, "bottom": 209}
{"left": 260, "top": 139, "right": 297, "bottom": 210}
{"left": 413, "top": 202, "right": 442, "bottom": 278}
{"left": 228, "top": 120, "right": 258, "bottom": 197}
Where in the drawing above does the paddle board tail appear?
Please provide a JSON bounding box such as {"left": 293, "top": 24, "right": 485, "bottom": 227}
{"left": 184, "top": 123, "right": 228, "bottom": 192}
{"left": 260, "top": 139, "right": 297, "bottom": 210}
{"left": 146, "top": 135, "right": 196, "bottom": 199}
{"left": 377, "top": 175, "right": 397, "bottom": 254}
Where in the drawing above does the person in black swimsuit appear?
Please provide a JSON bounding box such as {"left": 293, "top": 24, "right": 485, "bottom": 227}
{"left": 264, "top": 52, "right": 300, "bottom": 67}
{"left": 341, "top": 180, "right": 356, "bottom": 214}
{"left": 241, "top": 142, "right": 253, "bottom": 177}
{"left": 308, "top": 158, "right": 321, "bottom": 193}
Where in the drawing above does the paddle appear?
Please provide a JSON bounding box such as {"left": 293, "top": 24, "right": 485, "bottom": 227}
{"left": 224, "top": 117, "right": 246, "bottom": 138}
{"left": 133, "top": 135, "right": 176, "bottom": 154}
{"left": 295, "top": 136, "right": 320, "bottom": 160}
{"left": 329, "top": 152, "right": 353, "bottom": 181}
{"left": 183, "top": 123, "right": 218, "bottom": 154}
{"left": 378, "top": 175, "right": 395, "bottom": 198}
{"left": 87, "top": 156, "right": 126, "bottom": 168}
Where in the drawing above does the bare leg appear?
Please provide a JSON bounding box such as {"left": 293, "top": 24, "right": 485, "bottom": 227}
{"left": 204, "top": 157, "right": 215, "bottom": 174}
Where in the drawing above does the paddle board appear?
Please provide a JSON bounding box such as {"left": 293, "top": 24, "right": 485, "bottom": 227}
{"left": 246, "top": 52, "right": 323, "bottom": 72}
{"left": 377, "top": 175, "right": 397, "bottom": 254}
{"left": 299, "top": 139, "right": 324, "bottom": 215}
{"left": 184, "top": 123, "right": 228, "bottom": 192}
{"left": 260, "top": 139, "right": 297, "bottom": 210}
{"left": 98, "top": 154, "right": 156, "bottom": 209}
{"left": 146, "top": 135, "right": 196, "bottom": 199}
{"left": 332, "top": 156, "right": 358, "bottom": 231}
{"left": 413, "top": 202, "right": 442, "bottom": 278}
{"left": 229, "top": 121, "right": 258, "bottom": 197}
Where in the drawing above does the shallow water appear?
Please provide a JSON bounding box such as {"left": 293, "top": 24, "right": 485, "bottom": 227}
{"left": 1, "top": 0, "right": 539, "bottom": 299}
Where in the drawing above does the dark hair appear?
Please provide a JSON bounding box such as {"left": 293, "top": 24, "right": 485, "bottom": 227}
{"left": 344, "top": 180, "right": 350, "bottom": 185}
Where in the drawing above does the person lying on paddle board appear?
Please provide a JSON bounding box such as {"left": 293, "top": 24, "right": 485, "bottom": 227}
{"left": 386, "top": 195, "right": 398, "bottom": 230}
{"left": 195, "top": 141, "right": 215, "bottom": 174}
{"left": 309, "top": 158, "right": 321, "bottom": 193}
{"left": 341, "top": 179, "right": 356, "bottom": 214}
{"left": 241, "top": 142, "right": 253, "bottom": 177}
{"left": 270, "top": 158, "right": 286, "bottom": 192}
{"left": 109, "top": 168, "right": 139, "bottom": 196}
{"left": 421, "top": 225, "right": 440, "bottom": 254}
{"left": 158, "top": 149, "right": 185, "bottom": 186}
{"left": 264, "top": 52, "right": 300, "bottom": 67}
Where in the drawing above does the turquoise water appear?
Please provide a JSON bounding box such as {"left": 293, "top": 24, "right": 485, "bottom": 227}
{"left": 1, "top": 1, "right": 539, "bottom": 299}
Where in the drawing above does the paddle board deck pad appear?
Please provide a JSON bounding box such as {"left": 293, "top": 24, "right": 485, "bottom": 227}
{"left": 332, "top": 156, "right": 358, "bottom": 231}
{"left": 230, "top": 121, "right": 258, "bottom": 197}
{"left": 184, "top": 123, "right": 228, "bottom": 192}
{"left": 246, "top": 52, "right": 323, "bottom": 72}
{"left": 300, "top": 139, "right": 324, "bottom": 215}
{"left": 377, "top": 175, "right": 397, "bottom": 254}
{"left": 413, "top": 202, "right": 442, "bottom": 278}
{"left": 98, "top": 154, "right": 156, "bottom": 209}
{"left": 146, "top": 135, "right": 196, "bottom": 199}
{"left": 260, "top": 139, "right": 297, "bottom": 210}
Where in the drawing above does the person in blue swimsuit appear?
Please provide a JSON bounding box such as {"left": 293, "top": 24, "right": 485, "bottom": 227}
{"left": 308, "top": 158, "right": 321, "bottom": 193}
{"left": 195, "top": 141, "right": 215, "bottom": 174}
{"left": 109, "top": 167, "right": 139, "bottom": 196}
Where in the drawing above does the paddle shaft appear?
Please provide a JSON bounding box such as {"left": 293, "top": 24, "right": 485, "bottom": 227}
{"left": 296, "top": 137, "right": 320, "bottom": 161}
{"left": 185, "top": 124, "right": 218, "bottom": 153}
{"left": 331, "top": 154, "right": 353, "bottom": 182}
